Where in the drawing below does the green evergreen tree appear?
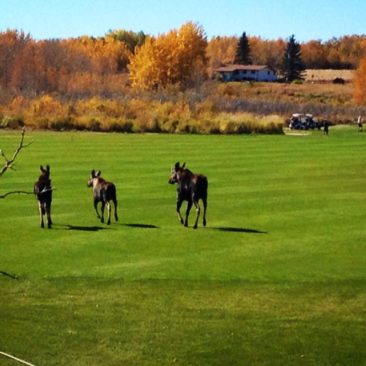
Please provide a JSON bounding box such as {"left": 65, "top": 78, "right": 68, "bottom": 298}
{"left": 234, "top": 32, "right": 252, "bottom": 65}
{"left": 106, "top": 29, "right": 146, "bottom": 53}
{"left": 283, "top": 34, "right": 305, "bottom": 81}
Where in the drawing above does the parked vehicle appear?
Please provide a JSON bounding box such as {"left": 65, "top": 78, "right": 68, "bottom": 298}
{"left": 289, "top": 113, "right": 321, "bottom": 130}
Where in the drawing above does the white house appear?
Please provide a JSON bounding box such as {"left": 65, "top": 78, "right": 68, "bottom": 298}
{"left": 215, "top": 64, "right": 277, "bottom": 82}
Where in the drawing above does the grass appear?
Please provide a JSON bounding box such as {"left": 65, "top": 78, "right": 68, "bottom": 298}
{"left": 1, "top": 128, "right": 366, "bottom": 365}
{"left": 304, "top": 69, "right": 354, "bottom": 82}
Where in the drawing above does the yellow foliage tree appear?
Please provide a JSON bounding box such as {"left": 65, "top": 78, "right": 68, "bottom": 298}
{"left": 129, "top": 22, "right": 207, "bottom": 90}
{"left": 206, "top": 36, "right": 236, "bottom": 77}
{"left": 63, "top": 36, "right": 131, "bottom": 74}
{"left": 128, "top": 37, "right": 161, "bottom": 90}
{"left": 354, "top": 57, "right": 366, "bottom": 105}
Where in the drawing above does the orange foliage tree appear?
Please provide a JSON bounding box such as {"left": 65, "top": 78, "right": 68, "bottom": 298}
{"left": 250, "top": 37, "right": 286, "bottom": 70}
{"left": 3, "top": 27, "right": 366, "bottom": 97}
{"left": 0, "top": 30, "right": 131, "bottom": 96}
{"left": 129, "top": 22, "right": 207, "bottom": 90}
{"left": 354, "top": 57, "right": 366, "bottom": 105}
{"left": 0, "top": 30, "right": 31, "bottom": 89}
{"left": 206, "top": 36, "right": 236, "bottom": 76}
{"left": 298, "top": 40, "right": 327, "bottom": 69}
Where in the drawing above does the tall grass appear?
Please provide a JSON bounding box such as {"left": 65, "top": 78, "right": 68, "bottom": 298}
{"left": 1, "top": 81, "right": 365, "bottom": 134}
{"left": 0, "top": 94, "right": 284, "bottom": 134}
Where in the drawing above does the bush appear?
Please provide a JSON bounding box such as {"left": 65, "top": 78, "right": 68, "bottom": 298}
{"left": 333, "top": 77, "right": 345, "bottom": 84}
{"left": 48, "top": 118, "right": 76, "bottom": 131}
{"left": 292, "top": 79, "right": 303, "bottom": 85}
{"left": 108, "top": 120, "right": 134, "bottom": 133}
{"left": 1, "top": 116, "right": 24, "bottom": 129}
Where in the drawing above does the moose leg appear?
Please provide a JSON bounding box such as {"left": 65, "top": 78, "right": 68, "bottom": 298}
{"left": 39, "top": 202, "right": 44, "bottom": 228}
{"left": 185, "top": 201, "right": 193, "bottom": 227}
{"left": 106, "top": 201, "right": 111, "bottom": 225}
{"left": 94, "top": 199, "right": 101, "bottom": 219}
{"left": 100, "top": 201, "right": 105, "bottom": 223}
{"left": 202, "top": 198, "right": 207, "bottom": 227}
{"left": 176, "top": 199, "right": 184, "bottom": 225}
{"left": 46, "top": 202, "right": 52, "bottom": 228}
{"left": 113, "top": 199, "right": 118, "bottom": 222}
{"left": 193, "top": 201, "right": 201, "bottom": 229}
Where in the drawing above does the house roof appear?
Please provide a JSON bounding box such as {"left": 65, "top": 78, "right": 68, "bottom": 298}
{"left": 215, "top": 64, "right": 269, "bottom": 72}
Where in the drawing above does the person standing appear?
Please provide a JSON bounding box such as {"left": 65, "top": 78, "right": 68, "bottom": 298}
{"left": 357, "top": 115, "right": 363, "bottom": 132}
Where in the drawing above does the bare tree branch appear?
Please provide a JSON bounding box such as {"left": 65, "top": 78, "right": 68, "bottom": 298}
{"left": 0, "top": 271, "right": 19, "bottom": 280}
{"left": 0, "top": 190, "right": 33, "bottom": 199}
{"left": 0, "top": 128, "right": 33, "bottom": 199}
{"left": 0, "top": 127, "right": 32, "bottom": 178}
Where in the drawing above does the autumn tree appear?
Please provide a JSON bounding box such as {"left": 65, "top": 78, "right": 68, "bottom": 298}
{"left": 206, "top": 36, "right": 236, "bottom": 76}
{"left": 354, "top": 57, "right": 366, "bottom": 105}
{"left": 10, "top": 40, "right": 48, "bottom": 93}
{"left": 282, "top": 35, "right": 305, "bottom": 81}
{"left": 62, "top": 36, "right": 131, "bottom": 74}
{"left": 301, "top": 40, "right": 328, "bottom": 69}
{"left": 250, "top": 37, "right": 286, "bottom": 71}
{"left": 0, "top": 30, "right": 31, "bottom": 89}
{"left": 175, "top": 22, "right": 208, "bottom": 87}
{"left": 234, "top": 32, "right": 252, "bottom": 64}
{"left": 129, "top": 22, "right": 207, "bottom": 90}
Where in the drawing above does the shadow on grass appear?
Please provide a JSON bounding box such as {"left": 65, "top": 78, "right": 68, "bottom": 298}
{"left": 67, "top": 225, "right": 108, "bottom": 232}
{"left": 122, "top": 223, "right": 160, "bottom": 229}
{"left": 211, "top": 226, "right": 267, "bottom": 234}
{"left": 53, "top": 224, "right": 108, "bottom": 232}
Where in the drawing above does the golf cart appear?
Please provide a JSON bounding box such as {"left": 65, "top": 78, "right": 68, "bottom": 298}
{"left": 289, "top": 113, "right": 320, "bottom": 130}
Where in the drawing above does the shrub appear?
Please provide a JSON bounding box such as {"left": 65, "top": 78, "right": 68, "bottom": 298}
{"left": 108, "top": 120, "right": 134, "bottom": 133}
{"left": 292, "top": 79, "right": 303, "bottom": 85}
{"left": 199, "top": 119, "right": 221, "bottom": 134}
{"left": 1, "top": 116, "right": 24, "bottom": 129}
{"left": 48, "top": 118, "right": 76, "bottom": 131}
{"left": 333, "top": 77, "right": 345, "bottom": 84}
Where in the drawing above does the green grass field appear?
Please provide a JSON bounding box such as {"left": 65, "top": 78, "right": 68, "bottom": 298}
{"left": 1, "top": 128, "right": 365, "bottom": 365}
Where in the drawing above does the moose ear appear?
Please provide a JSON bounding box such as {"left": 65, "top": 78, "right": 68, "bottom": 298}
{"left": 182, "top": 162, "right": 186, "bottom": 168}
{"left": 46, "top": 165, "right": 50, "bottom": 173}
{"left": 91, "top": 169, "right": 95, "bottom": 176}
{"left": 40, "top": 165, "right": 45, "bottom": 172}
{"left": 96, "top": 170, "right": 101, "bottom": 177}
{"left": 175, "top": 162, "right": 180, "bottom": 171}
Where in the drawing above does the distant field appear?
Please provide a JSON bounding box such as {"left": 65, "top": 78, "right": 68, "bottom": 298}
{"left": 304, "top": 69, "right": 354, "bottom": 82}
{"left": 1, "top": 129, "right": 366, "bottom": 365}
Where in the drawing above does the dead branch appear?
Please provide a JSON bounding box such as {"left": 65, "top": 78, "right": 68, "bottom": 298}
{"left": 0, "top": 190, "right": 34, "bottom": 199}
{"left": 0, "top": 128, "right": 32, "bottom": 178}
{"left": 0, "top": 271, "right": 19, "bottom": 280}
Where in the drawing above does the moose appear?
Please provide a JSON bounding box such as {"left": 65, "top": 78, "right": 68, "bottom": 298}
{"left": 34, "top": 165, "right": 53, "bottom": 228}
{"left": 168, "top": 162, "right": 208, "bottom": 229}
{"left": 87, "top": 170, "right": 118, "bottom": 225}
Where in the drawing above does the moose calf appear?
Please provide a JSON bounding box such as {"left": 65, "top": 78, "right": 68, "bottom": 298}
{"left": 87, "top": 170, "right": 118, "bottom": 225}
{"left": 169, "top": 162, "right": 208, "bottom": 229}
{"left": 34, "top": 165, "right": 53, "bottom": 228}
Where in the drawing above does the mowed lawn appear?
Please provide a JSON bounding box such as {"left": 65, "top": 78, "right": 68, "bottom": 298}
{"left": 1, "top": 128, "right": 365, "bottom": 365}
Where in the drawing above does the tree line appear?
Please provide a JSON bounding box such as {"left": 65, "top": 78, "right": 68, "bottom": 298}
{"left": 1, "top": 23, "right": 366, "bottom": 98}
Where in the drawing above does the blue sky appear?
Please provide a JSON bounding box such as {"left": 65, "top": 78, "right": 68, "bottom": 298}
{"left": 1, "top": 0, "right": 365, "bottom": 42}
